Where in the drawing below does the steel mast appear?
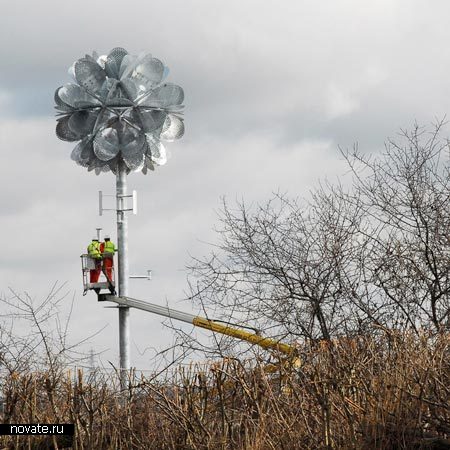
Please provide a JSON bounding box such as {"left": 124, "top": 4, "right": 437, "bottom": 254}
{"left": 116, "top": 161, "right": 130, "bottom": 389}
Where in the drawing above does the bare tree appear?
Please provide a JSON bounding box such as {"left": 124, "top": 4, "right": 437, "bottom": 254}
{"left": 342, "top": 121, "right": 450, "bottom": 332}
{"left": 188, "top": 122, "right": 450, "bottom": 346}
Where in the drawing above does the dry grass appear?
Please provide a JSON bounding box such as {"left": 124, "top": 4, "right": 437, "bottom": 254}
{"left": 0, "top": 331, "right": 448, "bottom": 449}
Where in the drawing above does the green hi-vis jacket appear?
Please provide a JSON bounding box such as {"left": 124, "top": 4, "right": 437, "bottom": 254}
{"left": 88, "top": 241, "right": 102, "bottom": 259}
{"left": 103, "top": 241, "right": 116, "bottom": 255}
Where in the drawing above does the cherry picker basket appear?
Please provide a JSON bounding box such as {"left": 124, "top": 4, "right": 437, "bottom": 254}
{"left": 81, "top": 254, "right": 115, "bottom": 295}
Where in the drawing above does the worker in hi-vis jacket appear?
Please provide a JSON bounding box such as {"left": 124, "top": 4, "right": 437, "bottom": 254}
{"left": 87, "top": 237, "right": 102, "bottom": 286}
{"left": 101, "top": 235, "right": 116, "bottom": 289}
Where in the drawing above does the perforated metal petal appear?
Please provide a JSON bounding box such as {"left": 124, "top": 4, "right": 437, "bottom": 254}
{"left": 87, "top": 159, "right": 103, "bottom": 172}
{"left": 109, "top": 47, "right": 128, "bottom": 64}
{"left": 83, "top": 54, "right": 98, "bottom": 64}
{"left": 119, "top": 128, "right": 145, "bottom": 171}
{"left": 105, "top": 47, "right": 128, "bottom": 78}
{"left": 139, "top": 83, "right": 184, "bottom": 108}
{"left": 122, "top": 151, "right": 145, "bottom": 171}
{"left": 145, "top": 133, "right": 167, "bottom": 165}
{"left": 68, "top": 111, "right": 97, "bottom": 136}
{"left": 71, "top": 137, "right": 94, "bottom": 166}
{"left": 80, "top": 138, "right": 95, "bottom": 167}
{"left": 95, "top": 77, "right": 114, "bottom": 102}
{"left": 138, "top": 110, "right": 166, "bottom": 133}
{"left": 120, "top": 78, "right": 139, "bottom": 101}
{"left": 161, "top": 114, "right": 185, "bottom": 141}
{"left": 67, "top": 63, "right": 77, "bottom": 81}
{"left": 58, "top": 83, "right": 101, "bottom": 108}
{"left": 70, "top": 141, "right": 84, "bottom": 163}
{"left": 54, "top": 87, "right": 74, "bottom": 112}
{"left": 94, "top": 164, "right": 110, "bottom": 175}
{"left": 74, "top": 59, "right": 107, "bottom": 94}
{"left": 91, "top": 108, "right": 116, "bottom": 135}
{"left": 93, "top": 128, "right": 120, "bottom": 161}
{"left": 119, "top": 54, "right": 139, "bottom": 80}
{"left": 105, "top": 82, "right": 134, "bottom": 107}
{"left": 142, "top": 155, "right": 155, "bottom": 174}
{"left": 96, "top": 54, "right": 107, "bottom": 69}
{"left": 58, "top": 84, "right": 82, "bottom": 107}
{"left": 122, "top": 131, "right": 145, "bottom": 156}
{"left": 107, "top": 157, "right": 119, "bottom": 174}
{"left": 118, "top": 124, "right": 138, "bottom": 145}
{"left": 131, "top": 55, "right": 165, "bottom": 89}
{"left": 56, "top": 116, "right": 82, "bottom": 141}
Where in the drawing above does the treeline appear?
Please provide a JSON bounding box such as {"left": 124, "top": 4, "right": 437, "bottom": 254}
{"left": 0, "top": 331, "right": 449, "bottom": 449}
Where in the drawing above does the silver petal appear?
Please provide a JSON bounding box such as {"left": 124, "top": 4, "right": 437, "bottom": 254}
{"left": 56, "top": 116, "right": 81, "bottom": 141}
{"left": 138, "top": 109, "right": 166, "bottom": 133}
{"left": 59, "top": 83, "right": 100, "bottom": 108}
{"left": 70, "top": 137, "right": 94, "bottom": 167}
{"left": 88, "top": 156, "right": 107, "bottom": 171}
{"left": 145, "top": 133, "right": 167, "bottom": 166}
{"left": 54, "top": 87, "right": 73, "bottom": 112}
{"left": 105, "top": 47, "right": 128, "bottom": 78}
{"left": 120, "top": 130, "right": 146, "bottom": 171}
{"left": 68, "top": 111, "right": 97, "bottom": 136}
{"left": 71, "top": 140, "right": 84, "bottom": 163}
{"left": 74, "top": 58, "right": 107, "bottom": 94}
{"left": 94, "top": 164, "right": 110, "bottom": 175}
{"left": 122, "top": 152, "right": 145, "bottom": 171}
{"left": 118, "top": 124, "right": 139, "bottom": 147}
{"left": 93, "top": 127, "right": 120, "bottom": 161}
{"left": 145, "top": 155, "right": 155, "bottom": 171}
{"left": 121, "top": 131, "right": 145, "bottom": 156}
{"left": 120, "top": 78, "right": 139, "bottom": 101}
{"left": 161, "top": 114, "right": 185, "bottom": 141}
{"left": 105, "top": 82, "right": 134, "bottom": 106}
{"left": 119, "top": 54, "right": 139, "bottom": 80}
{"left": 138, "top": 82, "right": 184, "bottom": 108}
{"left": 130, "top": 55, "right": 164, "bottom": 89}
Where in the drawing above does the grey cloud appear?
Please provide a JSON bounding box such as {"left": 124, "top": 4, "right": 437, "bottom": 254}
{"left": 1, "top": 0, "right": 450, "bottom": 368}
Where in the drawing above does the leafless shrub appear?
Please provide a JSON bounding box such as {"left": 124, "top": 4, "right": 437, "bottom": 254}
{"left": 0, "top": 332, "right": 448, "bottom": 449}
{"left": 186, "top": 122, "right": 449, "bottom": 351}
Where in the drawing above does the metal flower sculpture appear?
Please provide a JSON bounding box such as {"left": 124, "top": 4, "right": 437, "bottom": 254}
{"left": 55, "top": 48, "right": 184, "bottom": 174}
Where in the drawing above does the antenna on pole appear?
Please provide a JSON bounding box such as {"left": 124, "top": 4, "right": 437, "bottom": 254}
{"left": 99, "top": 191, "right": 102, "bottom": 216}
{"left": 130, "top": 269, "right": 152, "bottom": 280}
{"left": 132, "top": 190, "right": 137, "bottom": 215}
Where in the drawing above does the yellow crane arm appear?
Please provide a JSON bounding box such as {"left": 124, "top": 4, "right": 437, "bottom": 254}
{"left": 98, "top": 294, "right": 296, "bottom": 357}
{"left": 192, "top": 317, "right": 294, "bottom": 355}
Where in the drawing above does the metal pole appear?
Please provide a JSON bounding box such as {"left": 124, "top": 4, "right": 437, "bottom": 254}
{"left": 116, "top": 161, "right": 130, "bottom": 389}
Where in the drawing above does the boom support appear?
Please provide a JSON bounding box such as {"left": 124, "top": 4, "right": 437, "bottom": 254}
{"left": 98, "top": 294, "right": 296, "bottom": 357}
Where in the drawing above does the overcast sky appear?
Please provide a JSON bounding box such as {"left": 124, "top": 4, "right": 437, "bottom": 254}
{"left": 1, "top": 0, "right": 449, "bottom": 370}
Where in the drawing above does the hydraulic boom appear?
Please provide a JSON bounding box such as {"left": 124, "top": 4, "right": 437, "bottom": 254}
{"left": 98, "top": 294, "right": 296, "bottom": 357}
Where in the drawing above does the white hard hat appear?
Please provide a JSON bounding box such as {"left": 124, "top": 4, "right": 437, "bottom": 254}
{"left": 104, "top": 234, "right": 110, "bottom": 239}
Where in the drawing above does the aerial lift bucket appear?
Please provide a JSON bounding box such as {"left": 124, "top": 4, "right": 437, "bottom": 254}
{"left": 81, "top": 254, "right": 116, "bottom": 295}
